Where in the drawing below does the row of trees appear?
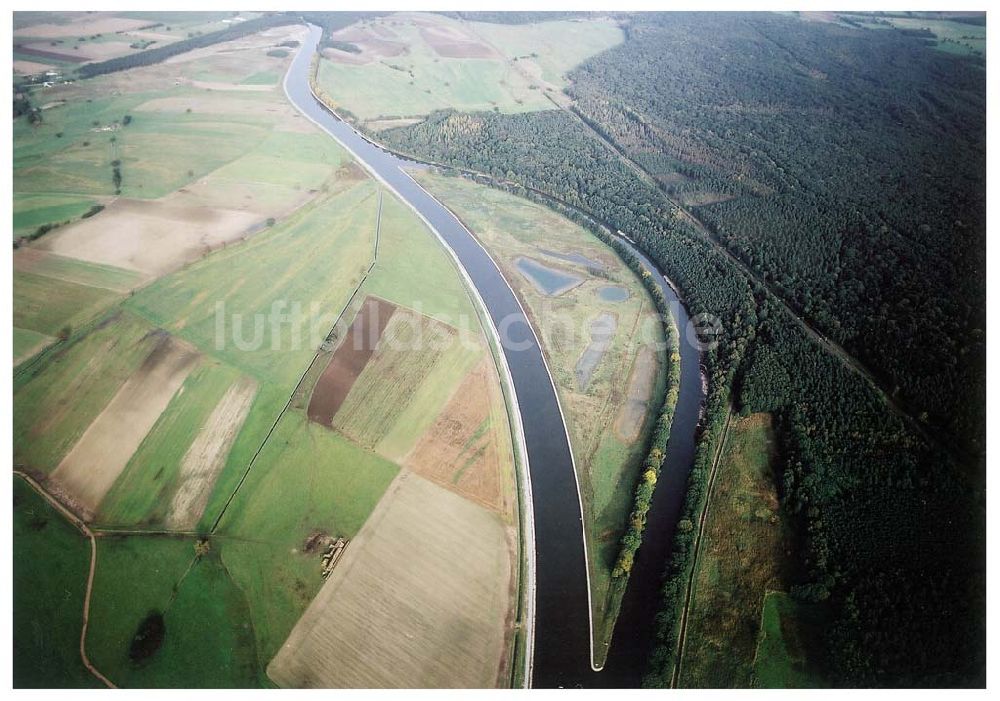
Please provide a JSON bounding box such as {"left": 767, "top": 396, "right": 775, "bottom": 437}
{"left": 76, "top": 14, "right": 297, "bottom": 78}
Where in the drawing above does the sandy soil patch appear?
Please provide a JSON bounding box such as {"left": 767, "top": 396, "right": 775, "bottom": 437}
{"left": 308, "top": 296, "right": 397, "bottom": 427}
{"left": 49, "top": 333, "right": 199, "bottom": 519}
{"left": 36, "top": 197, "right": 262, "bottom": 278}
{"left": 419, "top": 25, "right": 498, "bottom": 59}
{"left": 404, "top": 361, "right": 508, "bottom": 513}
{"left": 14, "top": 15, "right": 151, "bottom": 39}
{"left": 615, "top": 345, "right": 658, "bottom": 442}
{"left": 81, "top": 41, "right": 140, "bottom": 61}
{"left": 167, "top": 376, "right": 258, "bottom": 530}
{"left": 13, "top": 59, "right": 56, "bottom": 75}
{"left": 268, "top": 470, "right": 514, "bottom": 688}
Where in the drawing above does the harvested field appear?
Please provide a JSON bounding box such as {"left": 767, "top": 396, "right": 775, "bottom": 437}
{"left": 268, "top": 471, "right": 514, "bottom": 689}
{"left": 37, "top": 197, "right": 261, "bottom": 278}
{"left": 615, "top": 346, "right": 658, "bottom": 441}
{"left": 49, "top": 333, "right": 199, "bottom": 518}
{"left": 307, "top": 296, "right": 397, "bottom": 427}
{"left": 13, "top": 59, "right": 55, "bottom": 75}
{"left": 14, "top": 15, "right": 151, "bottom": 39}
{"left": 419, "top": 26, "right": 498, "bottom": 59}
{"left": 332, "top": 309, "right": 466, "bottom": 448}
{"left": 166, "top": 376, "right": 257, "bottom": 529}
{"left": 404, "top": 360, "right": 512, "bottom": 514}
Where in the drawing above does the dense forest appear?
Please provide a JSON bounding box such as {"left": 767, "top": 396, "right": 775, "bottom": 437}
{"left": 382, "top": 12, "right": 985, "bottom": 686}
{"left": 566, "top": 12, "right": 986, "bottom": 455}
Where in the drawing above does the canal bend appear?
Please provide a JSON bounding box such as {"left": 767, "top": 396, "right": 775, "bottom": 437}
{"left": 284, "top": 24, "right": 705, "bottom": 688}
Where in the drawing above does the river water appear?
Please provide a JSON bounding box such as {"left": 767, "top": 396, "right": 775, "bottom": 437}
{"left": 284, "top": 24, "right": 705, "bottom": 688}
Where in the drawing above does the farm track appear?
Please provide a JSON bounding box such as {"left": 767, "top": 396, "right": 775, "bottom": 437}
{"left": 669, "top": 404, "right": 734, "bottom": 689}
{"left": 561, "top": 105, "right": 970, "bottom": 466}
{"left": 209, "top": 187, "right": 384, "bottom": 533}
{"left": 13, "top": 471, "right": 116, "bottom": 689}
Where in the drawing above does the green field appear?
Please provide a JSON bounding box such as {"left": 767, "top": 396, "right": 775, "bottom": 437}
{"left": 363, "top": 193, "right": 478, "bottom": 323}
{"left": 86, "top": 534, "right": 266, "bottom": 688}
{"left": 14, "top": 327, "right": 54, "bottom": 366}
{"left": 14, "top": 271, "right": 121, "bottom": 337}
{"left": 412, "top": 171, "right": 667, "bottom": 659}
{"left": 13, "top": 193, "right": 99, "bottom": 239}
{"left": 679, "top": 413, "right": 796, "bottom": 688}
{"left": 752, "top": 592, "right": 829, "bottom": 688}
{"left": 315, "top": 13, "right": 622, "bottom": 122}
{"left": 13, "top": 477, "right": 100, "bottom": 688}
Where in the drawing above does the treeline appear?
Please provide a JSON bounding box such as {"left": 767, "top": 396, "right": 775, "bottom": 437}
{"left": 76, "top": 13, "right": 296, "bottom": 78}
{"left": 565, "top": 12, "right": 986, "bottom": 455}
{"left": 380, "top": 28, "right": 984, "bottom": 682}
{"left": 610, "top": 272, "right": 680, "bottom": 578}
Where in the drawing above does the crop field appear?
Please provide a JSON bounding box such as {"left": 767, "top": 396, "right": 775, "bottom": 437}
{"left": 268, "top": 471, "right": 515, "bottom": 688}
{"left": 315, "top": 12, "right": 623, "bottom": 124}
{"left": 14, "top": 311, "right": 163, "bottom": 472}
{"left": 95, "top": 362, "right": 254, "bottom": 529}
{"left": 678, "top": 413, "right": 795, "bottom": 688}
{"left": 405, "top": 360, "right": 515, "bottom": 515}
{"left": 308, "top": 296, "right": 397, "bottom": 426}
{"left": 332, "top": 309, "right": 480, "bottom": 450}
{"left": 412, "top": 172, "right": 666, "bottom": 649}
{"left": 50, "top": 333, "right": 200, "bottom": 518}
{"left": 13, "top": 11, "right": 266, "bottom": 66}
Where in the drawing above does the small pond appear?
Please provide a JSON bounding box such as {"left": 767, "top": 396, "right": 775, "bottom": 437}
{"left": 597, "top": 285, "right": 629, "bottom": 303}
{"left": 515, "top": 257, "right": 583, "bottom": 296}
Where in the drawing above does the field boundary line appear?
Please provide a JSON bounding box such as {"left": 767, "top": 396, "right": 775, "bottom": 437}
{"left": 209, "top": 186, "right": 383, "bottom": 533}
{"left": 13, "top": 471, "right": 116, "bottom": 689}
{"left": 670, "top": 405, "right": 734, "bottom": 688}
{"left": 287, "top": 30, "right": 540, "bottom": 685}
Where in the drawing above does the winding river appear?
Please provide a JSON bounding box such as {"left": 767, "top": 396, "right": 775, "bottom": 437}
{"left": 284, "top": 25, "right": 705, "bottom": 688}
